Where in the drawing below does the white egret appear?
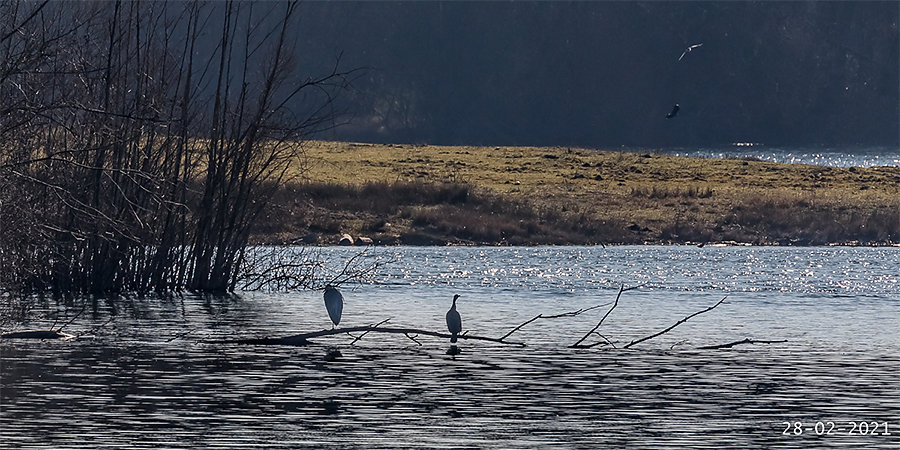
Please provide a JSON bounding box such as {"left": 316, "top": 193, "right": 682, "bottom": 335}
{"left": 678, "top": 43, "right": 703, "bottom": 61}
{"left": 445, "top": 294, "right": 462, "bottom": 343}
{"left": 324, "top": 286, "right": 343, "bottom": 328}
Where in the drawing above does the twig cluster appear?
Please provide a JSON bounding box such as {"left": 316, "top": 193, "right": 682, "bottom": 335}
{"left": 236, "top": 244, "right": 395, "bottom": 293}
{"left": 569, "top": 284, "right": 640, "bottom": 348}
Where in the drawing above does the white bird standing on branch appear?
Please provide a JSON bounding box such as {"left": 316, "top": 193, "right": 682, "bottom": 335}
{"left": 678, "top": 42, "right": 703, "bottom": 61}
{"left": 324, "top": 286, "right": 343, "bottom": 328}
{"left": 446, "top": 294, "right": 462, "bottom": 343}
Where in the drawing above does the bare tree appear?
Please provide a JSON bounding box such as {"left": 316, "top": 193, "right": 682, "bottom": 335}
{"left": 0, "top": 1, "right": 356, "bottom": 301}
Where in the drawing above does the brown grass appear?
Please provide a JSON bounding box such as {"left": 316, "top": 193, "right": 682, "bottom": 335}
{"left": 257, "top": 141, "right": 900, "bottom": 245}
{"left": 256, "top": 180, "right": 624, "bottom": 245}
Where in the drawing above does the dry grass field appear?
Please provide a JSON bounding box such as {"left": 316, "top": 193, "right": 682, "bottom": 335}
{"left": 254, "top": 141, "right": 900, "bottom": 245}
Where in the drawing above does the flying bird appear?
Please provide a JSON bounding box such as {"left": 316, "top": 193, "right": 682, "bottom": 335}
{"left": 678, "top": 43, "right": 703, "bottom": 61}
{"left": 666, "top": 103, "right": 680, "bottom": 119}
{"left": 323, "top": 286, "right": 343, "bottom": 328}
{"left": 445, "top": 294, "right": 462, "bottom": 343}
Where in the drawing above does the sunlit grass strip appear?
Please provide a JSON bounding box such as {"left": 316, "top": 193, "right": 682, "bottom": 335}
{"left": 258, "top": 141, "right": 900, "bottom": 245}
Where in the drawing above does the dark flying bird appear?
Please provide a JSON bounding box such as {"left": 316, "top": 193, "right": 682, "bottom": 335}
{"left": 678, "top": 43, "right": 703, "bottom": 61}
{"left": 324, "top": 285, "right": 343, "bottom": 328}
{"left": 445, "top": 294, "right": 462, "bottom": 343}
{"left": 666, "top": 103, "right": 680, "bottom": 119}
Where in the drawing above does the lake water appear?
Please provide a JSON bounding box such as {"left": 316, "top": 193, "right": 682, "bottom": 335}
{"left": 652, "top": 145, "right": 900, "bottom": 167}
{"left": 2, "top": 246, "right": 899, "bottom": 448}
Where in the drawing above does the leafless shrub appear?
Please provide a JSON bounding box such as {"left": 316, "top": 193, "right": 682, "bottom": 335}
{"left": 0, "top": 1, "right": 359, "bottom": 301}
{"left": 236, "top": 245, "right": 393, "bottom": 291}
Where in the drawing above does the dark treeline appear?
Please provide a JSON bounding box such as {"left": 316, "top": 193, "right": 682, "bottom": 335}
{"left": 295, "top": 1, "right": 898, "bottom": 148}
{"left": 0, "top": 1, "right": 349, "bottom": 295}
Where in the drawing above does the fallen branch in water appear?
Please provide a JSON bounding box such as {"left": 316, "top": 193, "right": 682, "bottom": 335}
{"left": 403, "top": 333, "right": 422, "bottom": 346}
{"left": 349, "top": 318, "right": 391, "bottom": 345}
{"left": 224, "top": 324, "right": 526, "bottom": 347}
{"left": 500, "top": 300, "right": 614, "bottom": 341}
{"left": 52, "top": 304, "right": 87, "bottom": 333}
{"left": 2, "top": 306, "right": 87, "bottom": 340}
{"left": 570, "top": 284, "right": 644, "bottom": 348}
{"left": 1, "top": 329, "right": 77, "bottom": 340}
{"left": 591, "top": 333, "right": 618, "bottom": 349}
{"left": 623, "top": 296, "right": 728, "bottom": 349}
{"left": 696, "top": 338, "right": 788, "bottom": 350}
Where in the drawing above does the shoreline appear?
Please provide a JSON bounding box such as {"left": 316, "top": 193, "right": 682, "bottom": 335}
{"left": 252, "top": 141, "right": 900, "bottom": 247}
{"left": 257, "top": 241, "right": 900, "bottom": 248}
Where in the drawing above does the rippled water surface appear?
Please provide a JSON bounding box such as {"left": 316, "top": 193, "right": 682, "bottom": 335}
{"left": 655, "top": 145, "right": 900, "bottom": 167}
{"left": 2, "top": 246, "right": 899, "bottom": 448}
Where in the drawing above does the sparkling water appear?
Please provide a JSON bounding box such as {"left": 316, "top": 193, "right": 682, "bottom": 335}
{"left": 2, "top": 246, "right": 898, "bottom": 448}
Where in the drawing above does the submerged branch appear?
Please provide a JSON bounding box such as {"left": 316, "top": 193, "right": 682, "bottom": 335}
{"left": 696, "top": 337, "right": 787, "bottom": 350}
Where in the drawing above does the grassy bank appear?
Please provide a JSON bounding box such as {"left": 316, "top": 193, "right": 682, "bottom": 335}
{"left": 254, "top": 141, "right": 900, "bottom": 245}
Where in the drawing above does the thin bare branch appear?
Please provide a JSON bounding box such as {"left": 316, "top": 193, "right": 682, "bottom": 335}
{"left": 349, "top": 317, "right": 391, "bottom": 345}
{"left": 1, "top": 0, "right": 50, "bottom": 44}
{"left": 571, "top": 284, "right": 643, "bottom": 348}
{"left": 500, "top": 314, "right": 543, "bottom": 341}
{"left": 403, "top": 333, "right": 422, "bottom": 346}
{"left": 696, "top": 337, "right": 787, "bottom": 350}
{"left": 54, "top": 304, "right": 87, "bottom": 332}
{"left": 499, "top": 300, "right": 614, "bottom": 341}
{"left": 623, "top": 296, "right": 728, "bottom": 349}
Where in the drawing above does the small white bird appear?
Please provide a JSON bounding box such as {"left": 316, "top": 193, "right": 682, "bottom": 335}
{"left": 324, "top": 286, "right": 343, "bottom": 328}
{"left": 678, "top": 43, "right": 703, "bottom": 61}
{"left": 445, "top": 294, "right": 462, "bottom": 343}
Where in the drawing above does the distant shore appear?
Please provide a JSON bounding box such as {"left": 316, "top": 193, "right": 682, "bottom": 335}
{"left": 252, "top": 141, "right": 900, "bottom": 246}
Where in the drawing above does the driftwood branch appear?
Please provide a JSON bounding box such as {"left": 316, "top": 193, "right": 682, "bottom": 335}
{"left": 622, "top": 296, "right": 728, "bottom": 349}
{"left": 54, "top": 304, "right": 87, "bottom": 333}
{"left": 226, "top": 325, "right": 526, "bottom": 347}
{"left": 696, "top": 338, "right": 788, "bottom": 350}
{"left": 570, "top": 284, "right": 643, "bottom": 348}
{"left": 350, "top": 318, "right": 391, "bottom": 345}
{"left": 575, "top": 332, "right": 618, "bottom": 349}
{"left": 500, "top": 300, "right": 614, "bottom": 341}
{"left": 404, "top": 333, "right": 422, "bottom": 346}
{"left": 499, "top": 315, "right": 543, "bottom": 341}
{"left": 2, "top": 303, "right": 88, "bottom": 340}
{"left": 1, "top": 329, "right": 76, "bottom": 340}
